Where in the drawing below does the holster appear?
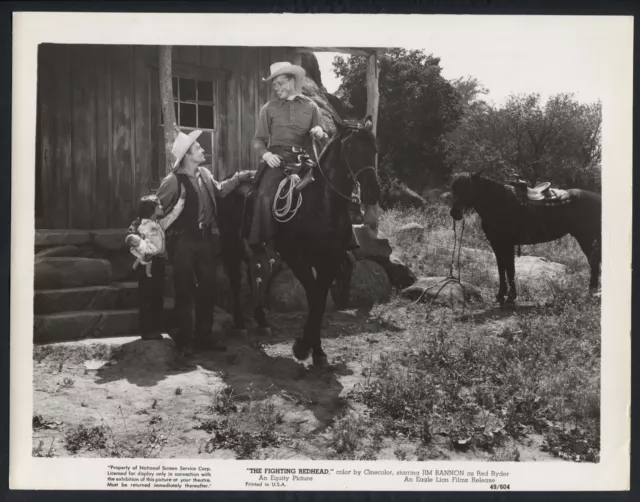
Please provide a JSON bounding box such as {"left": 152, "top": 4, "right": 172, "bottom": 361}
{"left": 294, "top": 167, "right": 315, "bottom": 193}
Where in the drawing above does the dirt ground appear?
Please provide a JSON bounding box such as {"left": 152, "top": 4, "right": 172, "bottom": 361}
{"left": 32, "top": 304, "right": 565, "bottom": 462}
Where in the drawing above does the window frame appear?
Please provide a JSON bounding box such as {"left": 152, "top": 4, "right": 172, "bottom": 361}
{"left": 147, "top": 61, "right": 230, "bottom": 189}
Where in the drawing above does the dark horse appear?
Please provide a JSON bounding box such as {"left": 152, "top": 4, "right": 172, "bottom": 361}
{"left": 217, "top": 179, "right": 272, "bottom": 336}
{"left": 449, "top": 172, "right": 601, "bottom": 304}
{"left": 218, "top": 117, "right": 380, "bottom": 366}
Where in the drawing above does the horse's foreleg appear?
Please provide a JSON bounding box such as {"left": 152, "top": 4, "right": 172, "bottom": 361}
{"left": 226, "top": 255, "right": 246, "bottom": 332}
{"left": 504, "top": 247, "right": 517, "bottom": 304}
{"left": 286, "top": 256, "right": 318, "bottom": 361}
{"left": 246, "top": 246, "right": 271, "bottom": 335}
{"left": 332, "top": 252, "right": 354, "bottom": 310}
{"left": 308, "top": 258, "right": 341, "bottom": 367}
{"left": 489, "top": 240, "right": 508, "bottom": 304}
{"left": 574, "top": 233, "right": 601, "bottom": 291}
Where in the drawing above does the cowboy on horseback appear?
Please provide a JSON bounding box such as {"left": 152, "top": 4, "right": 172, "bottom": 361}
{"left": 248, "top": 61, "right": 359, "bottom": 252}
{"left": 248, "top": 62, "right": 326, "bottom": 247}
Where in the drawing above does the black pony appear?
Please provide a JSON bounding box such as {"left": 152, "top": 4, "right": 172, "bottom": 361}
{"left": 217, "top": 180, "right": 272, "bottom": 336}
{"left": 449, "top": 172, "right": 601, "bottom": 304}
{"left": 219, "top": 117, "right": 380, "bottom": 366}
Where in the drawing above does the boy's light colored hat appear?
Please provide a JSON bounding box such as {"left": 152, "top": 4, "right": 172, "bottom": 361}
{"left": 171, "top": 129, "right": 203, "bottom": 169}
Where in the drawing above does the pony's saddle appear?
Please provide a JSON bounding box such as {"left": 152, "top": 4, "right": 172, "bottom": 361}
{"left": 511, "top": 179, "right": 570, "bottom": 206}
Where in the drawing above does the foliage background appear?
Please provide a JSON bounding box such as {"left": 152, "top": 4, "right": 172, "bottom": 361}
{"left": 332, "top": 49, "right": 602, "bottom": 195}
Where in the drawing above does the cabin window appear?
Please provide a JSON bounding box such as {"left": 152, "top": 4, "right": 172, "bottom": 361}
{"left": 152, "top": 70, "right": 218, "bottom": 185}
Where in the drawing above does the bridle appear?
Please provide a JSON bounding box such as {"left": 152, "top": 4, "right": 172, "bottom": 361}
{"left": 312, "top": 127, "right": 377, "bottom": 203}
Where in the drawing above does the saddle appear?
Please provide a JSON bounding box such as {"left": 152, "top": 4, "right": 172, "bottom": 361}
{"left": 280, "top": 147, "right": 317, "bottom": 193}
{"left": 510, "top": 178, "right": 570, "bottom": 206}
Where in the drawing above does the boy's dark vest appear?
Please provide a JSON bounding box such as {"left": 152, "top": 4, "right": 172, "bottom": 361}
{"left": 170, "top": 173, "right": 201, "bottom": 233}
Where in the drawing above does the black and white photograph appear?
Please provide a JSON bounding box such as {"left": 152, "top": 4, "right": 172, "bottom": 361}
{"left": 10, "top": 12, "right": 631, "bottom": 491}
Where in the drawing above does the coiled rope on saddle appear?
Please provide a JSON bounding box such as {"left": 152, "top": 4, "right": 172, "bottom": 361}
{"left": 272, "top": 140, "right": 322, "bottom": 223}
{"left": 273, "top": 173, "right": 303, "bottom": 223}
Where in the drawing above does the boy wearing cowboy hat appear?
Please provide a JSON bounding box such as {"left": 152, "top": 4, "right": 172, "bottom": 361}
{"left": 156, "top": 129, "right": 254, "bottom": 356}
{"left": 248, "top": 61, "right": 328, "bottom": 247}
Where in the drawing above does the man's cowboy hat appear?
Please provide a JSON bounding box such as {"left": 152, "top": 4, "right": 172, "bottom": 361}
{"left": 171, "top": 129, "right": 203, "bottom": 169}
{"left": 263, "top": 62, "right": 306, "bottom": 83}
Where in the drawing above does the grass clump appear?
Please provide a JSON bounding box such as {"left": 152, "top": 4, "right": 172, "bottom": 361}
{"left": 354, "top": 282, "right": 600, "bottom": 462}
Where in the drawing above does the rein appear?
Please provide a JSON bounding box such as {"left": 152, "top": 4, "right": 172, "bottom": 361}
{"left": 313, "top": 133, "right": 375, "bottom": 203}
{"left": 413, "top": 217, "right": 467, "bottom": 315}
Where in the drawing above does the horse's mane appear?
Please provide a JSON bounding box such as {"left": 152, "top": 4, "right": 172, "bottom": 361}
{"left": 317, "top": 125, "right": 377, "bottom": 166}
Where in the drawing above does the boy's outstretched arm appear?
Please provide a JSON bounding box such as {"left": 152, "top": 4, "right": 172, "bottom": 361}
{"left": 159, "top": 186, "right": 186, "bottom": 231}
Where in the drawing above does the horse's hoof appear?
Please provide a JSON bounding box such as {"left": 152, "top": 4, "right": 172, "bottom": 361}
{"left": 292, "top": 338, "right": 311, "bottom": 361}
{"left": 312, "top": 355, "right": 329, "bottom": 368}
{"left": 257, "top": 327, "right": 272, "bottom": 337}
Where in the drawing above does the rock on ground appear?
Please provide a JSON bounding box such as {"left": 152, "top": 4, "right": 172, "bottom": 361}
{"left": 460, "top": 247, "right": 569, "bottom": 285}
{"left": 379, "top": 253, "right": 417, "bottom": 289}
{"left": 302, "top": 77, "right": 341, "bottom": 136}
{"left": 348, "top": 259, "right": 392, "bottom": 308}
{"left": 267, "top": 268, "right": 335, "bottom": 313}
{"left": 514, "top": 255, "right": 568, "bottom": 284}
{"left": 109, "top": 338, "right": 185, "bottom": 370}
{"left": 401, "top": 276, "right": 483, "bottom": 310}
{"left": 382, "top": 184, "right": 428, "bottom": 210}
{"left": 422, "top": 188, "right": 444, "bottom": 203}
{"left": 352, "top": 224, "right": 392, "bottom": 261}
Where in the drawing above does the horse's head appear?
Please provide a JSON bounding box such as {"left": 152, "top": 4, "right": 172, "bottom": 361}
{"left": 335, "top": 116, "right": 381, "bottom": 206}
{"left": 449, "top": 172, "right": 477, "bottom": 220}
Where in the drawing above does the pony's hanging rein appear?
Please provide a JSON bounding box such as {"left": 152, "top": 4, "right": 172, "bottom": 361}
{"left": 413, "top": 217, "right": 467, "bottom": 314}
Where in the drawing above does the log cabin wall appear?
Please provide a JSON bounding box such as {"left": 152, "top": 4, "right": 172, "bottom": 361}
{"left": 36, "top": 44, "right": 298, "bottom": 229}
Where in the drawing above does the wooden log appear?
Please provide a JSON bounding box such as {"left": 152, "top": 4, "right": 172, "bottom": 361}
{"left": 365, "top": 52, "right": 381, "bottom": 235}
{"left": 158, "top": 46, "right": 179, "bottom": 174}
{"left": 240, "top": 48, "right": 258, "bottom": 173}
{"left": 148, "top": 65, "right": 161, "bottom": 186}
{"left": 366, "top": 52, "right": 380, "bottom": 136}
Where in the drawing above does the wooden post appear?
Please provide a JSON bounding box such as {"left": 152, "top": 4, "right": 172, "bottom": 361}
{"left": 158, "top": 46, "right": 179, "bottom": 174}
{"left": 366, "top": 52, "right": 380, "bottom": 136}
{"left": 364, "top": 51, "right": 381, "bottom": 235}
